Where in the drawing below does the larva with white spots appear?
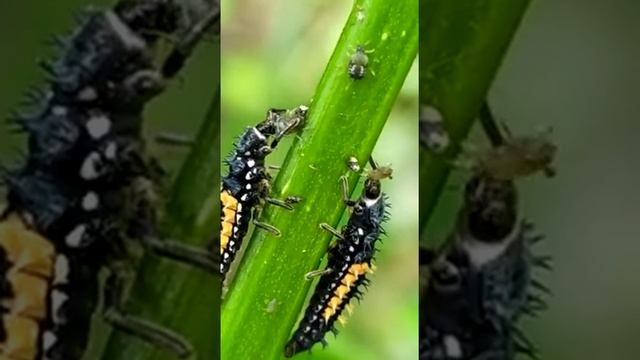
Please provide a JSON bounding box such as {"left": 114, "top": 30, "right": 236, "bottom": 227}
{"left": 420, "top": 135, "right": 555, "bottom": 360}
{"left": 284, "top": 165, "right": 392, "bottom": 357}
{"left": 0, "top": 1, "right": 218, "bottom": 359}
{"left": 220, "top": 106, "right": 307, "bottom": 278}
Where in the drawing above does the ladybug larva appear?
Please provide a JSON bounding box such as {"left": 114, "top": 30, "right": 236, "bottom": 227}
{"left": 0, "top": 1, "right": 218, "bottom": 359}
{"left": 284, "top": 159, "right": 392, "bottom": 357}
{"left": 220, "top": 105, "right": 307, "bottom": 278}
{"left": 420, "top": 132, "right": 556, "bottom": 360}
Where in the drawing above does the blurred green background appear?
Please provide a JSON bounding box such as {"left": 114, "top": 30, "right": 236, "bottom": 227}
{"left": 425, "top": 0, "right": 640, "bottom": 359}
{"left": 221, "top": 0, "right": 418, "bottom": 359}
{"left": 0, "top": 0, "right": 218, "bottom": 358}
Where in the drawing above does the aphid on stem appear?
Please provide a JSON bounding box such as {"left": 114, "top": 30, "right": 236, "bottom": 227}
{"left": 458, "top": 127, "right": 557, "bottom": 181}
{"left": 347, "top": 45, "right": 374, "bottom": 80}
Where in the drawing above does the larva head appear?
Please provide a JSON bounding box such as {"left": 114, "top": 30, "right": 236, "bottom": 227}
{"left": 114, "top": 0, "right": 181, "bottom": 36}
{"left": 463, "top": 175, "right": 518, "bottom": 242}
{"left": 235, "top": 128, "right": 271, "bottom": 159}
{"left": 348, "top": 166, "right": 392, "bottom": 242}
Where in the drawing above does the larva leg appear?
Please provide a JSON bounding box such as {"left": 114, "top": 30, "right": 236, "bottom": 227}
{"left": 319, "top": 222, "right": 344, "bottom": 240}
{"left": 253, "top": 220, "right": 281, "bottom": 236}
{"left": 252, "top": 207, "right": 281, "bottom": 236}
{"left": 162, "top": 9, "right": 220, "bottom": 78}
{"left": 304, "top": 268, "right": 333, "bottom": 280}
{"left": 265, "top": 197, "right": 295, "bottom": 210}
{"left": 103, "top": 269, "right": 193, "bottom": 357}
{"left": 154, "top": 132, "right": 194, "bottom": 146}
{"left": 141, "top": 236, "right": 218, "bottom": 274}
{"left": 339, "top": 176, "right": 357, "bottom": 206}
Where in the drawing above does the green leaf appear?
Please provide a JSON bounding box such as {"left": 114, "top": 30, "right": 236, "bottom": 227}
{"left": 418, "top": 0, "right": 532, "bottom": 234}
{"left": 220, "top": 0, "right": 417, "bottom": 359}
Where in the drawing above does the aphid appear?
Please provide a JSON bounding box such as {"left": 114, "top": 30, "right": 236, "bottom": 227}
{"left": 346, "top": 156, "right": 360, "bottom": 172}
{"left": 419, "top": 105, "right": 450, "bottom": 153}
{"left": 420, "top": 134, "right": 555, "bottom": 359}
{"left": 0, "top": 1, "right": 217, "bottom": 359}
{"left": 220, "top": 105, "right": 308, "bottom": 277}
{"left": 468, "top": 129, "right": 557, "bottom": 180}
{"left": 348, "top": 45, "right": 369, "bottom": 80}
{"left": 284, "top": 160, "right": 392, "bottom": 357}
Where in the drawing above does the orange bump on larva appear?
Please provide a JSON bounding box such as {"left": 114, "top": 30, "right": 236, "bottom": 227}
{"left": 0, "top": 215, "right": 54, "bottom": 279}
{"left": 0, "top": 315, "right": 39, "bottom": 360}
{"left": 4, "top": 271, "right": 48, "bottom": 320}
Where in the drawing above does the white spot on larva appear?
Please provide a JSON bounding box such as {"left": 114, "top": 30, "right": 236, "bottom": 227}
{"left": 223, "top": 252, "right": 229, "bottom": 259}
{"left": 443, "top": 335, "right": 463, "bottom": 358}
{"left": 86, "top": 115, "right": 112, "bottom": 139}
{"left": 65, "top": 224, "right": 87, "bottom": 247}
{"left": 43, "top": 331, "right": 57, "bottom": 350}
{"left": 247, "top": 159, "right": 255, "bottom": 167}
{"left": 237, "top": 203, "right": 243, "bottom": 212}
{"left": 53, "top": 255, "right": 70, "bottom": 285}
{"left": 105, "top": 142, "right": 117, "bottom": 160}
{"left": 51, "top": 290, "right": 68, "bottom": 324}
{"left": 52, "top": 106, "right": 67, "bottom": 116}
{"left": 77, "top": 87, "right": 98, "bottom": 101}
{"left": 381, "top": 32, "right": 389, "bottom": 41}
{"left": 229, "top": 241, "right": 235, "bottom": 247}
{"left": 80, "top": 152, "right": 102, "bottom": 180}
{"left": 81, "top": 192, "right": 99, "bottom": 211}
{"left": 357, "top": 228, "right": 364, "bottom": 236}
{"left": 240, "top": 194, "right": 249, "bottom": 201}
{"left": 245, "top": 184, "right": 252, "bottom": 190}
{"left": 245, "top": 172, "right": 254, "bottom": 180}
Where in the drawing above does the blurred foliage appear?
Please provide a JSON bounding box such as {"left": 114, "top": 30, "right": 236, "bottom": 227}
{"left": 221, "top": 0, "right": 417, "bottom": 359}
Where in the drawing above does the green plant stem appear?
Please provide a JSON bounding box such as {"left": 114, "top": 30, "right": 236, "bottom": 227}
{"left": 220, "top": 0, "right": 417, "bottom": 359}
{"left": 418, "top": 0, "right": 532, "bottom": 235}
{"left": 102, "top": 88, "right": 220, "bottom": 360}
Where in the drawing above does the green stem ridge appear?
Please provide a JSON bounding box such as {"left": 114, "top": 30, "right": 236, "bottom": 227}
{"left": 221, "top": 0, "right": 417, "bottom": 359}
{"left": 418, "top": 0, "right": 532, "bottom": 235}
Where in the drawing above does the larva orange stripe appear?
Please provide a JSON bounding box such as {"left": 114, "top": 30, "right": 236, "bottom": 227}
{"left": 322, "top": 263, "right": 370, "bottom": 322}
{"left": 0, "top": 215, "right": 52, "bottom": 360}
{"left": 4, "top": 272, "right": 48, "bottom": 320}
{"left": 0, "top": 214, "right": 54, "bottom": 279}
{"left": 220, "top": 191, "right": 239, "bottom": 253}
{"left": 0, "top": 315, "right": 39, "bottom": 360}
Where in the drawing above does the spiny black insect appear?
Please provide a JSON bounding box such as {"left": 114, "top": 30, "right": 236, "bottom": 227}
{"left": 0, "top": 1, "right": 218, "bottom": 359}
{"left": 419, "top": 128, "right": 556, "bottom": 360}
{"left": 220, "top": 105, "right": 307, "bottom": 278}
{"left": 284, "top": 161, "right": 392, "bottom": 357}
{"left": 347, "top": 45, "right": 369, "bottom": 80}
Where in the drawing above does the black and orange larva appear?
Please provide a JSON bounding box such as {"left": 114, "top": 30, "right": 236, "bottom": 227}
{"left": 284, "top": 161, "right": 392, "bottom": 357}
{"left": 220, "top": 105, "right": 307, "bottom": 277}
{"left": 419, "top": 130, "right": 556, "bottom": 360}
{"left": 0, "top": 1, "right": 218, "bottom": 359}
